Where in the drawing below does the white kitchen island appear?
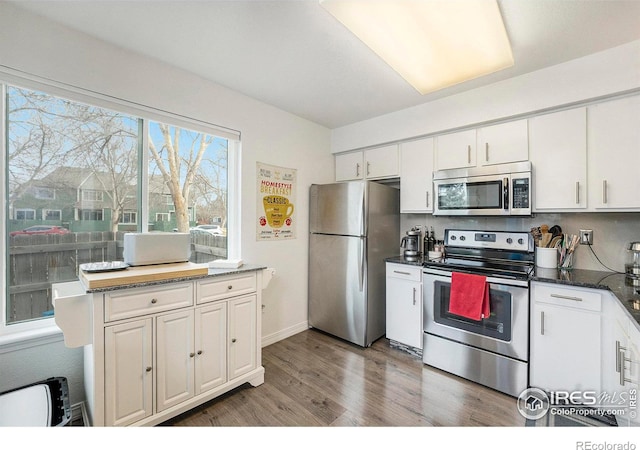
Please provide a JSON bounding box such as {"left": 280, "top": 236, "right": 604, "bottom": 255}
{"left": 53, "top": 263, "right": 269, "bottom": 426}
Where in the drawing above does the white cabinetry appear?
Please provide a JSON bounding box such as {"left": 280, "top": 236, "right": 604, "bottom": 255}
{"left": 529, "top": 108, "right": 587, "bottom": 210}
{"left": 400, "top": 138, "right": 434, "bottom": 213}
{"left": 477, "top": 119, "right": 528, "bottom": 166}
{"left": 588, "top": 95, "right": 640, "bottom": 210}
{"left": 601, "top": 292, "right": 640, "bottom": 426}
{"left": 435, "top": 129, "right": 476, "bottom": 170}
{"left": 530, "top": 282, "right": 602, "bottom": 393}
{"left": 335, "top": 144, "right": 399, "bottom": 181}
{"left": 56, "top": 269, "right": 265, "bottom": 427}
{"left": 385, "top": 263, "right": 423, "bottom": 350}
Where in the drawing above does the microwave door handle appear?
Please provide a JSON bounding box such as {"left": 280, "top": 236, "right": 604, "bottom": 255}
{"left": 503, "top": 177, "right": 509, "bottom": 210}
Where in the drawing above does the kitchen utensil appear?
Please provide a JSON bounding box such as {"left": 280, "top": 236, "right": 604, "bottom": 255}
{"left": 540, "top": 233, "right": 552, "bottom": 248}
{"left": 549, "top": 225, "right": 562, "bottom": 237}
{"left": 550, "top": 235, "right": 562, "bottom": 249}
{"left": 540, "top": 224, "right": 549, "bottom": 234}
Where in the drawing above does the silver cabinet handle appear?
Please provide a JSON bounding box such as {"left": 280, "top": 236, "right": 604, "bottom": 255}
{"left": 426, "top": 191, "right": 429, "bottom": 208}
{"left": 575, "top": 182, "right": 580, "bottom": 204}
{"left": 356, "top": 163, "right": 360, "bottom": 177}
{"left": 616, "top": 340, "right": 626, "bottom": 373}
{"left": 412, "top": 287, "right": 417, "bottom": 306}
{"left": 603, "top": 180, "right": 608, "bottom": 204}
{"left": 540, "top": 311, "right": 545, "bottom": 336}
{"left": 367, "top": 161, "right": 370, "bottom": 176}
{"left": 467, "top": 145, "right": 471, "bottom": 164}
{"left": 550, "top": 293, "right": 583, "bottom": 302}
{"left": 485, "top": 142, "right": 489, "bottom": 162}
{"left": 393, "top": 270, "right": 411, "bottom": 275}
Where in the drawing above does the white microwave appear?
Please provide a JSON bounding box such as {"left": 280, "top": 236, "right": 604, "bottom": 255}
{"left": 432, "top": 161, "right": 532, "bottom": 216}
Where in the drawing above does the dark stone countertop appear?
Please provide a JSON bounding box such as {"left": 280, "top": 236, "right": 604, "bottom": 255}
{"left": 385, "top": 255, "right": 640, "bottom": 331}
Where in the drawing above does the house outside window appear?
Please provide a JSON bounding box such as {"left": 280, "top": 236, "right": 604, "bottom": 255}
{"left": 156, "top": 213, "right": 170, "bottom": 222}
{"left": 121, "top": 210, "right": 137, "bottom": 224}
{"left": 81, "top": 209, "right": 104, "bottom": 221}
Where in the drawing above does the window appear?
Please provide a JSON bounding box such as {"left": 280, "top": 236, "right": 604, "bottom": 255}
{"left": 33, "top": 187, "right": 55, "bottom": 200}
{"left": 82, "top": 189, "right": 103, "bottom": 202}
{"left": 121, "top": 210, "right": 137, "bottom": 224}
{"left": 15, "top": 209, "right": 36, "bottom": 220}
{"left": 81, "top": 209, "right": 104, "bottom": 221}
{"left": 2, "top": 80, "right": 238, "bottom": 337}
{"left": 43, "top": 209, "right": 62, "bottom": 221}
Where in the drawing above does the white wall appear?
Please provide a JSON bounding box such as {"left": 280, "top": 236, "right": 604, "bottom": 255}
{"left": 0, "top": 4, "right": 333, "bottom": 400}
{"left": 331, "top": 39, "right": 640, "bottom": 153}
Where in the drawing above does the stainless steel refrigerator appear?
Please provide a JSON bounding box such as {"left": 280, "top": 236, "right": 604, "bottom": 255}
{"left": 308, "top": 181, "right": 400, "bottom": 347}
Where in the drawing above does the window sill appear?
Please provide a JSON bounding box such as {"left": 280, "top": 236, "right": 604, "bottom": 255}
{"left": 0, "top": 324, "right": 65, "bottom": 354}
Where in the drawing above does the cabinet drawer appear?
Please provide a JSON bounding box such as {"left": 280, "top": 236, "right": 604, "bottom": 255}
{"left": 533, "top": 283, "right": 602, "bottom": 312}
{"left": 386, "top": 263, "right": 422, "bottom": 282}
{"left": 105, "top": 283, "right": 193, "bottom": 322}
{"left": 197, "top": 273, "right": 257, "bottom": 304}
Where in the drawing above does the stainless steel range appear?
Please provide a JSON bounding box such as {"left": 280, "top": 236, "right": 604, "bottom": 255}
{"left": 422, "top": 229, "right": 535, "bottom": 397}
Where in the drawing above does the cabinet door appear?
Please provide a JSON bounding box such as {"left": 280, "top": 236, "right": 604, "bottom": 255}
{"left": 104, "top": 318, "right": 153, "bottom": 426}
{"left": 530, "top": 302, "right": 601, "bottom": 392}
{"left": 627, "top": 323, "right": 640, "bottom": 426}
{"left": 530, "top": 108, "right": 587, "bottom": 210}
{"left": 477, "top": 119, "right": 528, "bottom": 166}
{"left": 588, "top": 95, "right": 640, "bottom": 209}
{"left": 400, "top": 138, "right": 434, "bottom": 213}
{"left": 364, "top": 144, "right": 399, "bottom": 179}
{"left": 156, "top": 309, "right": 195, "bottom": 412}
{"left": 435, "top": 129, "right": 476, "bottom": 170}
{"left": 335, "top": 151, "right": 364, "bottom": 181}
{"left": 195, "top": 302, "right": 227, "bottom": 395}
{"left": 228, "top": 295, "right": 257, "bottom": 379}
{"left": 386, "top": 276, "right": 422, "bottom": 349}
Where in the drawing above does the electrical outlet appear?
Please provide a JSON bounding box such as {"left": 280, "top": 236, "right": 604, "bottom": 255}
{"left": 580, "top": 229, "right": 593, "bottom": 245}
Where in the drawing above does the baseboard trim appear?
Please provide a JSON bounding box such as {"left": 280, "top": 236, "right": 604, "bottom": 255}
{"left": 261, "top": 321, "right": 308, "bottom": 347}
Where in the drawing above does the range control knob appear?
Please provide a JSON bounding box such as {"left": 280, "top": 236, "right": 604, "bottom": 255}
{"left": 518, "top": 238, "right": 525, "bottom": 245}
{"left": 459, "top": 236, "right": 466, "bottom": 241}
{"left": 450, "top": 235, "right": 457, "bottom": 240}
{"left": 506, "top": 238, "right": 513, "bottom": 244}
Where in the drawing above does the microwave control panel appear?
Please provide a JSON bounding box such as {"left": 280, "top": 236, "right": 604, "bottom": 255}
{"left": 512, "top": 177, "right": 530, "bottom": 209}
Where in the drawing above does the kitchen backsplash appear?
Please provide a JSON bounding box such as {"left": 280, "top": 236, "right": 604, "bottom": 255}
{"left": 400, "top": 212, "right": 640, "bottom": 273}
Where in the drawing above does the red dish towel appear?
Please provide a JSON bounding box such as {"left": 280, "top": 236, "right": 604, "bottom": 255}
{"left": 448, "top": 272, "right": 490, "bottom": 321}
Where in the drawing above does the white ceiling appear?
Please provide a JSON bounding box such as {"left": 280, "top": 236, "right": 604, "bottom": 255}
{"left": 9, "top": 0, "right": 640, "bottom": 129}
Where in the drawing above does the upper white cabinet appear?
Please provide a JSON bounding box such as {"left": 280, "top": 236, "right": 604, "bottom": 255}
{"left": 588, "top": 95, "right": 640, "bottom": 210}
{"left": 335, "top": 144, "right": 399, "bottom": 181}
{"left": 435, "top": 129, "right": 476, "bottom": 170}
{"left": 476, "top": 119, "right": 529, "bottom": 166}
{"left": 400, "top": 138, "right": 434, "bottom": 213}
{"left": 530, "top": 107, "right": 587, "bottom": 210}
{"left": 435, "top": 120, "right": 527, "bottom": 171}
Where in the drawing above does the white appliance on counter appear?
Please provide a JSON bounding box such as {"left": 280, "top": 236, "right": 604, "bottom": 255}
{"left": 308, "top": 181, "right": 399, "bottom": 347}
{"left": 123, "top": 232, "right": 190, "bottom": 266}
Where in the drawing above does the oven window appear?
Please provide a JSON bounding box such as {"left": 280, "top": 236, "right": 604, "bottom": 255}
{"left": 433, "top": 280, "right": 512, "bottom": 341}
{"left": 437, "top": 180, "right": 502, "bottom": 210}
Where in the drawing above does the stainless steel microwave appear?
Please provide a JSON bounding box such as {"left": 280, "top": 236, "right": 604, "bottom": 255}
{"left": 432, "top": 161, "right": 532, "bottom": 216}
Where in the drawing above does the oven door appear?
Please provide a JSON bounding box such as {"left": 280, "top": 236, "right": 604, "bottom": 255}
{"left": 423, "top": 267, "right": 529, "bottom": 361}
{"left": 433, "top": 174, "right": 509, "bottom": 216}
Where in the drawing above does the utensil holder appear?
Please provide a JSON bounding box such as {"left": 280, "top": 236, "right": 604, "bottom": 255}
{"left": 536, "top": 247, "right": 558, "bottom": 269}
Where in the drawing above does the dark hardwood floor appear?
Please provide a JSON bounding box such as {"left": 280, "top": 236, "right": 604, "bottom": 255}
{"left": 164, "top": 329, "right": 526, "bottom": 427}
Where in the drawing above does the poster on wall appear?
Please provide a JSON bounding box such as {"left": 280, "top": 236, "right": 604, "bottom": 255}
{"left": 256, "top": 162, "right": 297, "bottom": 241}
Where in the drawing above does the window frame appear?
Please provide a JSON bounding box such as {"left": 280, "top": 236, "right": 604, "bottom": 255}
{"left": 42, "top": 209, "right": 62, "bottom": 221}
{"left": 81, "top": 189, "right": 104, "bottom": 202}
{"left": 0, "top": 72, "right": 241, "bottom": 344}
{"left": 14, "top": 208, "right": 36, "bottom": 221}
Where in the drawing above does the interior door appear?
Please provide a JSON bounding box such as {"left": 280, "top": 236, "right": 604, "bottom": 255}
{"left": 308, "top": 233, "right": 366, "bottom": 346}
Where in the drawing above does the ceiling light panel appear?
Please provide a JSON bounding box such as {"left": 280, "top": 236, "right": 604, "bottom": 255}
{"left": 319, "top": 0, "right": 514, "bottom": 94}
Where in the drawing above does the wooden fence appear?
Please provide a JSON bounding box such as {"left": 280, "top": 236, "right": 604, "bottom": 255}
{"left": 7, "top": 232, "right": 227, "bottom": 323}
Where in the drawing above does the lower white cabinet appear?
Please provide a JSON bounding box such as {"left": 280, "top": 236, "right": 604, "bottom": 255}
{"left": 56, "top": 269, "right": 265, "bottom": 427}
{"left": 385, "top": 263, "right": 423, "bottom": 350}
{"left": 601, "top": 291, "right": 640, "bottom": 426}
{"left": 530, "top": 282, "right": 602, "bottom": 393}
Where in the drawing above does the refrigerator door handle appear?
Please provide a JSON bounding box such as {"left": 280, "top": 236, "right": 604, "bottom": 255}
{"left": 358, "top": 238, "right": 364, "bottom": 292}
